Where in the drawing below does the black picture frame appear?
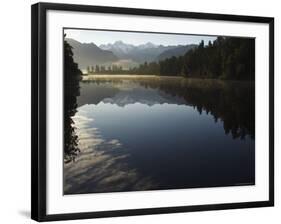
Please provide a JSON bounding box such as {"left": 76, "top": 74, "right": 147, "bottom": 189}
{"left": 31, "top": 2, "right": 274, "bottom": 222}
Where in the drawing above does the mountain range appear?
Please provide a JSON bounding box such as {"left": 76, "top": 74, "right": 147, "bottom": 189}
{"left": 99, "top": 41, "right": 176, "bottom": 63}
{"left": 66, "top": 38, "right": 197, "bottom": 71}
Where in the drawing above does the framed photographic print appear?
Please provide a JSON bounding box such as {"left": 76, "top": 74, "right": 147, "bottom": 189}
{"left": 31, "top": 2, "right": 274, "bottom": 222}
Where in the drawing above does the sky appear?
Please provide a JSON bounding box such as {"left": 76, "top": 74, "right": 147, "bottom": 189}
{"left": 64, "top": 29, "right": 217, "bottom": 46}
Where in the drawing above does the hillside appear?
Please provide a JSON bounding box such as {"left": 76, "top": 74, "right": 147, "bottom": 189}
{"left": 157, "top": 44, "right": 197, "bottom": 61}
{"left": 66, "top": 38, "right": 118, "bottom": 70}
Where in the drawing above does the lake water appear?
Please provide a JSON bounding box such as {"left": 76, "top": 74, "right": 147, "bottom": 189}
{"left": 64, "top": 75, "right": 255, "bottom": 194}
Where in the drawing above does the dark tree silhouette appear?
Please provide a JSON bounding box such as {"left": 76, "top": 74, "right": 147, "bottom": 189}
{"left": 64, "top": 34, "right": 82, "bottom": 163}
{"left": 130, "top": 37, "right": 255, "bottom": 80}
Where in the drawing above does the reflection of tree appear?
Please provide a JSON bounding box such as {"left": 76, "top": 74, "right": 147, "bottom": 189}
{"left": 137, "top": 78, "right": 255, "bottom": 140}
{"left": 64, "top": 35, "right": 82, "bottom": 163}
{"left": 81, "top": 77, "right": 254, "bottom": 140}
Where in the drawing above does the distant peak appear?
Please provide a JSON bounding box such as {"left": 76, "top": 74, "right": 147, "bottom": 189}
{"left": 115, "top": 40, "right": 124, "bottom": 44}
{"left": 138, "top": 42, "right": 158, "bottom": 49}
{"left": 145, "top": 41, "right": 155, "bottom": 46}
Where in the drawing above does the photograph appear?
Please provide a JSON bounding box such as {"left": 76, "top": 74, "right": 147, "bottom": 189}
{"left": 63, "top": 28, "right": 255, "bottom": 195}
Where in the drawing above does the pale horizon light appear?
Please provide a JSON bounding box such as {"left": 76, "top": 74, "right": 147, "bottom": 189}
{"left": 64, "top": 29, "right": 217, "bottom": 46}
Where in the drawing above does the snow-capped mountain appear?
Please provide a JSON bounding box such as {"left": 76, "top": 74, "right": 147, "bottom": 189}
{"left": 137, "top": 42, "right": 157, "bottom": 49}
{"left": 100, "top": 41, "right": 135, "bottom": 55}
{"left": 66, "top": 38, "right": 198, "bottom": 70}
{"left": 99, "top": 41, "right": 176, "bottom": 63}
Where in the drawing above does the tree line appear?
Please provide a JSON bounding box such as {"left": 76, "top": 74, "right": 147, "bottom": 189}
{"left": 130, "top": 37, "right": 255, "bottom": 80}
{"left": 87, "top": 64, "right": 123, "bottom": 74}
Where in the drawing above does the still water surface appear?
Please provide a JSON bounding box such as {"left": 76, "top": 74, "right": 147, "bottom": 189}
{"left": 64, "top": 75, "right": 255, "bottom": 194}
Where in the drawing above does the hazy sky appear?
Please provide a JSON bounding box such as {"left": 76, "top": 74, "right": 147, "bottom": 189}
{"left": 64, "top": 29, "right": 217, "bottom": 46}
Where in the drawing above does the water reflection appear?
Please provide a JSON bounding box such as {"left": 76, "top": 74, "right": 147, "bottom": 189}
{"left": 78, "top": 76, "right": 254, "bottom": 139}
{"left": 64, "top": 76, "right": 255, "bottom": 194}
{"left": 64, "top": 111, "right": 157, "bottom": 194}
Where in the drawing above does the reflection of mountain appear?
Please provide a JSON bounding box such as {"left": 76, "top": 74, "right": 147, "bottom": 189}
{"left": 102, "top": 89, "right": 186, "bottom": 106}
{"left": 65, "top": 75, "right": 255, "bottom": 194}
{"left": 66, "top": 38, "right": 118, "bottom": 69}
{"left": 77, "top": 81, "right": 186, "bottom": 107}
{"left": 77, "top": 77, "right": 254, "bottom": 140}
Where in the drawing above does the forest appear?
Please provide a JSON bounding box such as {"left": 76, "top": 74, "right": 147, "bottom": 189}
{"left": 88, "top": 37, "right": 255, "bottom": 81}
{"left": 130, "top": 37, "right": 255, "bottom": 80}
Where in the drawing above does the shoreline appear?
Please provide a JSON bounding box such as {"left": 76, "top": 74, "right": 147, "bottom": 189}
{"left": 82, "top": 74, "right": 254, "bottom": 82}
